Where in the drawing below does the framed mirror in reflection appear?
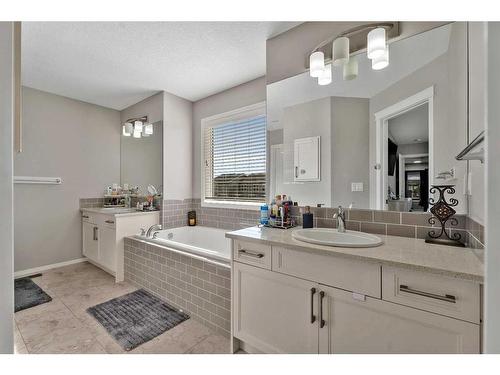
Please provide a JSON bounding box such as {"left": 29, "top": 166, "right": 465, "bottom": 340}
{"left": 120, "top": 120, "right": 163, "bottom": 198}
{"left": 267, "top": 22, "right": 467, "bottom": 213}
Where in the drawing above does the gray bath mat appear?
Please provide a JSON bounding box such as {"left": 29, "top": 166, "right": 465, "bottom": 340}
{"left": 15, "top": 277, "right": 52, "bottom": 312}
{"left": 86, "top": 289, "right": 189, "bottom": 351}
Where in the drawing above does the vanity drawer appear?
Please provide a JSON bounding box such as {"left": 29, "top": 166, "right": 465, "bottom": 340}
{"left": 272, "top": 246, "right": 381, "bottom": 298}
{"left": 81, "top": 212, "right": 95, "bottom": 224}
{"left": 233, "top": 240, "right": 272, "bottom": 269}
{"left": 382, "top": 266, "right": 481, "bottom": 324}
{"left": 97, "top": 214, "right": 117, "bottom": 229}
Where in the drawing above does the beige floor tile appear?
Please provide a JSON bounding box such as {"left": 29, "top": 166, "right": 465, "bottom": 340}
{"left": 140, "top": 319, "right": 212, "bottom": 354}
{"left": 187, "top": 334, "right": 231, "bottom": 354}
{"left": 14, "top": 297, "right": 66, "bottom": 325}
{"left": 31, "top": 335, "right": 106, "bottom": 354}
{"left": 14, "top": 322, "right": 28, "bottom": 354}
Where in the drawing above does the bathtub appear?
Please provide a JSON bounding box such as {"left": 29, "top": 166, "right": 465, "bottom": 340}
{"left": 135, "top": 226, "right": 231, "bottom": 265}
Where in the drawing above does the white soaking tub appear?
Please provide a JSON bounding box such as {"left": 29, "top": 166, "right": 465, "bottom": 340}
{"left": 136, "top": 226, "right": 231, "bottom": 265}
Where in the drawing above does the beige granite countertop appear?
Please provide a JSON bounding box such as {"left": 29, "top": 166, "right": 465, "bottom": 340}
{"left": 226, "top": 226, "right": 484, "bottom": 282}
{"left": 80, "top": 207, "right": 160, "bottom": 218}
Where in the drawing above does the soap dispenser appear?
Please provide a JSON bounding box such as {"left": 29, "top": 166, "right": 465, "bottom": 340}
{"left": 302, "top": 206, "right": 314, "bottom": 228}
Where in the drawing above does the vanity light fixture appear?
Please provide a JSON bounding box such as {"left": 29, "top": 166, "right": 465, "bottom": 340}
{"left": 371, "top": 48, "right": 389, "bottom": 70}
{"left": 367, "top": 27, "right": 387, "bottom": 59}
{"left": 144, "top": 123, "right": 154, "bottom": 136}
{"left": 332, "top": 37, "right": 349, "bottom": 67}
{"left": 309, "top": 51, "right": 325, "bottom": 77}
{"left": 318, "top": 64, "right": 332, "bottom": 85}
{"left": 343, "top": 55, "right": 358, "bottom": 81}
{"left": 122, "top": 116, "right": 149, "bottom": 139}
{"left": 307, "top": 22, "right": 398, "bottom": 86}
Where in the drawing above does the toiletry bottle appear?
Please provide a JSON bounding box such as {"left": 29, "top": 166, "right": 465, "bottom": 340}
{"left": 302, "top": 206, "right": 314, "bottom": 228}
{"left": 260, "top": 204, "right": 269, "bottom": 226}
{"left": 188, "top": 211, "right": 197, "bottom": 226}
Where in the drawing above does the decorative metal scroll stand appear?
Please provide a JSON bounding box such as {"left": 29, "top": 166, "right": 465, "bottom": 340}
{"left": 425, "top": 185, "right": 465, "bottom": 247}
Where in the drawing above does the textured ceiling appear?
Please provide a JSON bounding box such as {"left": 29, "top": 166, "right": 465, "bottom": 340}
{"left": 21, "top": 22, "right": 301, "bottom": 109}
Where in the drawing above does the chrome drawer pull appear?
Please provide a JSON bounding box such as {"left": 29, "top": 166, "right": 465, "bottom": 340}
{"left": 238, "top": 249, "right": 264, "bottom": 258}
{"left": 105, "top": 220, "right": 115, "bottom": 224}
{"left": 82, "top": 215, "right": 89, "bottom": 219}
{"left": 399, "top": 284, "right": 456, "bottom": 303}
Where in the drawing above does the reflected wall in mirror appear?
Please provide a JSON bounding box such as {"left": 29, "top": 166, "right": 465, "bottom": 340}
{"left": 120, "top": 120, "right": 163, "bottom": 194}
{"left": 267, "top": 22, "right": 467, "bottom": 213}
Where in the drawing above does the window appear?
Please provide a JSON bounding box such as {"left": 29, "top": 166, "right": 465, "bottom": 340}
{"left": 202, "top": 102, "right": 266, "bottom": 208}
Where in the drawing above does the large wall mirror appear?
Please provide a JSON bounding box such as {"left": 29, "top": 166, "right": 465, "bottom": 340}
{"left": 120, "top": 120, "right": 163, "bottom": 194}
{"left": 267, "top": 22, "right": 468, "bottom": 213}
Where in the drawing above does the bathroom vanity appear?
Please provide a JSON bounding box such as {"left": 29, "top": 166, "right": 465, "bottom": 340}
{"left": 81, "top": 207, "right": 159, "bottom": 282}
{"left": 227, "top": 226, "right": 483, "bottom": 354}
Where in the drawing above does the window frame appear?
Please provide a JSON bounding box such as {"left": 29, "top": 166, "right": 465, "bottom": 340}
{"left": 200, "top": 101, "right": 267, "bottom": 210}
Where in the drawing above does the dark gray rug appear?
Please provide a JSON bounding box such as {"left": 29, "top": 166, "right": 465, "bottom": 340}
{"left": 86, "top": 289, "right": 189, "bottom": 351}
{"left": 14, "top": 277, "right": 52, "bottom": 312}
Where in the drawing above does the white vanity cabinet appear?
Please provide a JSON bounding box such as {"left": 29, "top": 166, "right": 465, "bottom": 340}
{"left": 81, "top": 209, "right": 159, "bottom": 282}
{"left": 231, "top": 240, "right": 481, "bottom": 354}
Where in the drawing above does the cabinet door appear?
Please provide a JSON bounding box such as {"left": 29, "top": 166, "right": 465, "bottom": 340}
{"left": 294, "top": 136, "right": 320, "bottom": 181}
{"left": 319, "top": 285, "right": 480, "bottom": 354}
{"left": 82, "top": 222, "right": 98, "bottom": 262}
{"left": 233, "top": 262, "right": 319, "bottom": 353}
{"left": 98, "top": 225, "right": 116, "bottom": 272}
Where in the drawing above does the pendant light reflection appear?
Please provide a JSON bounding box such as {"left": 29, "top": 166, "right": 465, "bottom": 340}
{"left": 144, "top": 123, "right": 154, "bottom": 135}
{"left": 371, "top": 48, "right": 389, "bottom": 70}
{"left": 343, "top": 56, "right": 358, "bottom": 80}
{"left": 332, "top": 37, "right": 349, "bottom": 67}
{"left": 367, "top": 27, "right": 387, "bottom": 59}
{"left": 122, "top": 122, "right": 133, "bottom": 136}
{"left": 318, "top": 65, "right": 332, "bottom": 86}
{"left": 309, "top": 51, "right": 325, "bottom": 77}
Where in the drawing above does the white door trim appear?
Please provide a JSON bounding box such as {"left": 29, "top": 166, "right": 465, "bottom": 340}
{"left": 374, "top": 86, "right": 434, "bottom": 210}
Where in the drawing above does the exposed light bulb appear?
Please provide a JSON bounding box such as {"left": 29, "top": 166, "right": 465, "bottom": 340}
{"left": 332, "top": 37, "right": 350, "bottom": 67}
{"left": 371, "top": 48, "right": 389, "bottom": 70}
{"left": 343, "top": 55, "right": 358, "bottom": 80}
{"left": 309, "top": 51, "right": 325, "bottom": 78}
{"left": 318, "top": 65, "right": 332, "bottom": 85}
{"left": 367, "top": 27, "right": 387, "bottom": 59}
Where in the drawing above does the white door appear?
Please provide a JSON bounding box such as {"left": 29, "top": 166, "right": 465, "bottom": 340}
{"left": 82, "top": 222, "right": 98, "bottom": 262}
{"left": 233, "top": 262, "right": 319, "bottom": 353}
{"left": 99, "top": 225, "right": 116, "bottom": 272}
{"left": 294, "top": 136, "right": 320, "bottom": 182}
{"left": 319, "top": 285, "right": 480, "bottom": 354}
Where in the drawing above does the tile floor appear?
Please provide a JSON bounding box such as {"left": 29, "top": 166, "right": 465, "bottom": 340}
{"left": 14, "top": 261, "right": 230, "bottom": 354}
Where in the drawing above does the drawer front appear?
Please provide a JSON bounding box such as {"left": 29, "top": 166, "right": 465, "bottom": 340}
{"left": 382, "top": 266, "right": 481, "bottom": 324}
{"left": 95, "top": 214, "right": 117, "bottom": 229}
{"left": 233, "top": 240, "right": 272, "bottom": 269}
{"left": 81, "top": 212, "right": 95, "bottom": 224}
{"left": 272, "top": 247, "right": 381, "bottom": 298}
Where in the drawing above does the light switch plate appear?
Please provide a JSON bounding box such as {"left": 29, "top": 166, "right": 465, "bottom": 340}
{"left": 351, "top": 182, "right": 364, "bottom": 192}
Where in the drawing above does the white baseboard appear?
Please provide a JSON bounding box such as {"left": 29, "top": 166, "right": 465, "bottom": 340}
{"left": 14, "top": 257, "right": 88, "bottom": 278}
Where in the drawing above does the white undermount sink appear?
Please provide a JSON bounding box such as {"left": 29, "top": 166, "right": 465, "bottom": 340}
{"left": 292, "top": 228, "right": 383, "bottom": 248}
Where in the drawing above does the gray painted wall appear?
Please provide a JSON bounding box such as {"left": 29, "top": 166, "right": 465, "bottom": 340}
{"left": 331, "top": 97, "right": 370, "bottom": 208}
{"left": 14, "top": 87, "right": 120, "bottom": 272}
{"left": 0, "top": 21, "right": 14, "bottom": 354}
{"left": 192, "top": 76, "right": 266, "bottom": 199}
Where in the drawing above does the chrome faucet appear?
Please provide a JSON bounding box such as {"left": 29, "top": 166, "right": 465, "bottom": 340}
{"left": 146, "top": 224, "right": 162, "bottom": 238}
{"left": 333, "top": 206, "right": 346, "bottom": 233}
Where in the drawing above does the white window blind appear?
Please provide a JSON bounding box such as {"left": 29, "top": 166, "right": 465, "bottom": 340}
{"left": 203, "top": 113, "right": 267, "bottom": 204}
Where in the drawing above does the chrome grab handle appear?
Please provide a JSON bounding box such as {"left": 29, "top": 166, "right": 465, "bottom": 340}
{"left": 82, "top": 215, "right": 89, "bottom": 219}
{"left": 93, "top": 226, "right": 98, "bottom": 241}
{"left": 319, "top": 291, "right": 325, "bottom": 328}
{"left": 310, "top": 288, "right": 316, "bottom": 324}
{"left": 238, "top": 249, "right": 264, "bottom": 259}
{"left": 399, "top": 284, "right": 456, "bottom": 304}
{"left": 105, "top": 220, "right": 114, "bottom": 224}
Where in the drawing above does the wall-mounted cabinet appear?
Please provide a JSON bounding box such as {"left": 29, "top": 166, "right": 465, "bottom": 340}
{"left": 293, "top": 136, "right": 320, "bottom": 182}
